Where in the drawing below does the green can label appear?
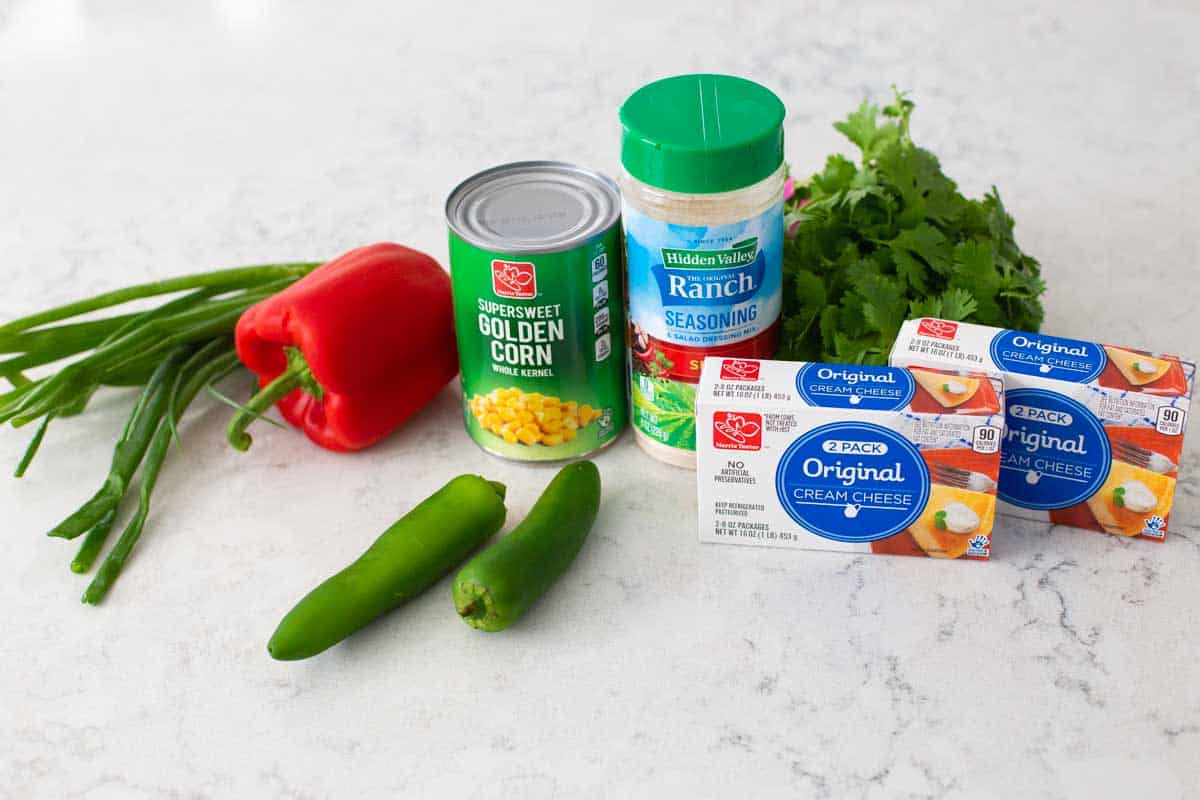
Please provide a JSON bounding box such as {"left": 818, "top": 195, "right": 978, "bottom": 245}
{"left": 450, "top": 231, "right": 628, "bottom": 461}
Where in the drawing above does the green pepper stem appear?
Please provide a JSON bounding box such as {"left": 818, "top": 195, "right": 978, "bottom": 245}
{"left": 226, "top": 348, "right": 321, "bottom": 452}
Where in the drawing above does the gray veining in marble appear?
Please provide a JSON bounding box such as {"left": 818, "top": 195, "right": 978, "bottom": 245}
{"left": 2, "top": 1, "right": 1198, "bottom": 798}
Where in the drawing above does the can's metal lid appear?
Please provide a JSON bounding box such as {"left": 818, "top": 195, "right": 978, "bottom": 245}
{"left": 445, "top": 161, "right": 620, "bottom": 254}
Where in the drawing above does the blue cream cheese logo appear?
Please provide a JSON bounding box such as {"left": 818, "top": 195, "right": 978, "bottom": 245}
{"left": 774, "top": 421, "right": 930, "bottom": 543}
{"left": 795, "top": 364, "right": 915, "bottom": 411}
{"left": 989, "top": 330, "right": 1107, "bottom": 382}
{"left": 999, "top": 388, "right": 1111, "bottom": 509}
{"left": 653, "top": 238, "right": 765, "bottom": 309}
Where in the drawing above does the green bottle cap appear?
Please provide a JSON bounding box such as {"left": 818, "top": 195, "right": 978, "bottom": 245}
{"left": 619, "top": 74, "right": 785, "bottom": 194}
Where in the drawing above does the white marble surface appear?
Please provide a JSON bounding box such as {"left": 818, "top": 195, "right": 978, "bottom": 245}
{"left": 2, "top": 1, "right": 1199, "bottom": 797}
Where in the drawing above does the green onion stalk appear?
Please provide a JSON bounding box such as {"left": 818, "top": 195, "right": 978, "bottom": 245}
{"left": 0, "top": 261, "right": 320, "bottom": 603}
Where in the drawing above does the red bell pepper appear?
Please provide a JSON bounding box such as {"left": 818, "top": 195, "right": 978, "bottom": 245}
{"left": 227, "top": 243, "right": 457, "bottom": 452}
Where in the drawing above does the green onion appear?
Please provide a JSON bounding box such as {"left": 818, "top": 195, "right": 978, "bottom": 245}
{"left": 13, "top": 414, "right": 51, "bottom": 477}
{"left": 0, "top": 262, "right": 317, "bottom": 336}
{"left": 0, "top": 259, "right": 322, "bottom": 603}
{"left": 83, "top": 343, "right": 240, "bottom": 603}
{"left": 70, "top": 509, "right": 119, "bottom": 574}
{"left": 0, "top": 314, "right": 138, "bottom": 356}
{"left": 46, "top": 346, "right": 194, "bottom": 540}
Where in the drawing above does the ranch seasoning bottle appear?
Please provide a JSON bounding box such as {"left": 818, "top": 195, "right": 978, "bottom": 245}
{"left": 619, "top": 74, "right": 786, "bottom": 468}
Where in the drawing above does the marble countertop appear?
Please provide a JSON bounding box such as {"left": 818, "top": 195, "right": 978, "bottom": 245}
{"left": 2, "top": 1, "right": 1198, "bottom": 797}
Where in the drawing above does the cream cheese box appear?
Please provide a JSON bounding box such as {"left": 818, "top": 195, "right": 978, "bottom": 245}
{"left": 695, "top": 357, "right": 1005, "bottom": 559}
{"left": 890, "top": 318, "right": 1194, "bottom": 541}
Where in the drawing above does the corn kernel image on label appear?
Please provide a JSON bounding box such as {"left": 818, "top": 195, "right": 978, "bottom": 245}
{"left": 467, "top": 388, "right": 604, "bottom": 448}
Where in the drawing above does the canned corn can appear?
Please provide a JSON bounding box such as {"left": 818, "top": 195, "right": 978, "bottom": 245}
{"left": 445, "top": 161, "right": 627, "bottom": 461}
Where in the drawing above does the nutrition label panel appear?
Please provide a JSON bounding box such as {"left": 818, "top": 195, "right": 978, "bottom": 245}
{"left": 591, "top": 251, "right": 611, "bottom": 363}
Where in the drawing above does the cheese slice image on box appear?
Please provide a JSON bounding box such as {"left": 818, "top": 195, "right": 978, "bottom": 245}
{"left": 910, "top": 366, "right": 981, "bottom": 408}
{"left": 1086, "top": 460, "right": 1175, "bottom": 537}
{"left": 907, "top": 483, "right": 997, "bottom": 558}
{"left": 1104, "top": 346, "right": 1172, "bottom": 387}
{"left": 696, "top": 358, "right": 1004, "bottom": 560}
{"left": 890, "top": 318, "right": 1194, "bottom": 542}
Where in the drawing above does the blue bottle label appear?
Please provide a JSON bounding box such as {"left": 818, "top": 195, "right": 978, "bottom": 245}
{"left": 623, "top": 201, "right": 783, "bottom": 348}
{"left": 774, "top": 421, "right": 931, "bottom": 542}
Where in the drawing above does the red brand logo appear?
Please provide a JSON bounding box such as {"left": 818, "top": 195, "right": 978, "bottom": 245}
{"left": 712, "top": 411, "right": 763, "bottom": 451}
{"left": 917, "top": 319, "right": 959, "bottom": 340}
{"left": 719, "top": 359, "right": 761, "bottom": 381}
{"left": 491, "top": 260, "right": 536, "bottom": 299}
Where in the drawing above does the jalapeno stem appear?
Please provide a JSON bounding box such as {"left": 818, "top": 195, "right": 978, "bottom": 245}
{"left": 226, "top": 347, "right": 322, "bottom": 452}
{"left": 454, "top": 586, "right": 496, "bottom": 626}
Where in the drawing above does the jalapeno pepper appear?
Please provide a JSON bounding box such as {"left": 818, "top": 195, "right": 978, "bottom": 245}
{"left": 268, "top": 474, "right": 507, "bottom": 660}
{"left": 453, "top": 460, "right": 601, "bottom": 632}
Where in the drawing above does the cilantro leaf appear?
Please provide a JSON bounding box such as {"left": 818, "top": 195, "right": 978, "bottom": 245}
{"left": 779, "top": 91, "right": 1045, "bottom": 363}
{"left": 818, "top": 306, "right": 840, "bottom": 352}
{"left": 939, "top": 287, "right": 979, "bottom": 320}
{"left": 856, "top": 273, "right": 908, "bottom": 346}
{"left": 838, "top": 291, "right": 869, "bottom": 338}
{"left": 833, "top": 102, "right": 883, "bottom": 157}
{"left": 908, "top": 295, "right": 943, "bottom": 319}
{"left": 841, "top": 168, "right": 887, "bottom": 219}
{"left": 833, "top": 332, "right": 876, "bottom": 364}
{"left": 892, "top": 248, "right": 930, "bottom": 294}
{"left": 780, "top": 269, "right": 827, "bottom": 359}
{"left": 950, "top": 241, "right": 1002, "bottom": 324}
{"left": 889, "top": 222, "right": 953, "bottom": 275}
{"left": 834, "top": 101, "right": 903, "bottom": 162}
{"left": 812, "top": 154, "right": 857, "bottom": 194}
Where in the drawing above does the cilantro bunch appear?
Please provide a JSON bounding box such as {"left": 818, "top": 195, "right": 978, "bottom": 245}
{"left": 780, "top": 90, "right": 1046, "bottom": 364}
